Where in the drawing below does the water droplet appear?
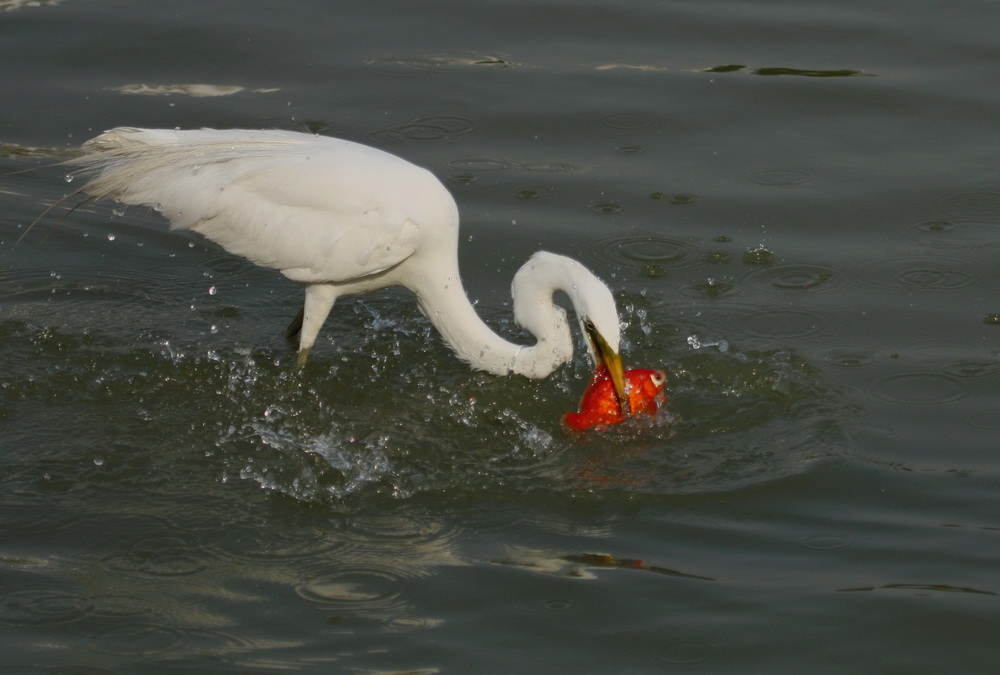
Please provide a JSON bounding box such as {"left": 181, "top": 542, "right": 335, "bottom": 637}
{"left": 639, "top": 264, "right": 665, "bottom": 278}
{"left": 742, "top": 246, "right": 773, "bottom": 265}
{"left": 208, "top": 286, "right": 217, "bottom": 296}
{"left": 106, "top": 233, "right": 116, "bottom": 242}
{"left": 694, "top": 277, "right": 732, "bottom": 298}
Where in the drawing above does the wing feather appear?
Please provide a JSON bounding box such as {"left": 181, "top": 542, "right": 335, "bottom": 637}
{"left": 72, "top": 128, "right": 454, "bottom": 283}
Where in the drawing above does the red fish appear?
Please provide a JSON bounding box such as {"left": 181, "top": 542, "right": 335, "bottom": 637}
{"left": 564, "top": 365, "right": 667, "bottom": 432}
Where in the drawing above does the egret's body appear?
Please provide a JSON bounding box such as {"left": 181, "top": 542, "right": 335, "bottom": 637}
{"left": 68, "top": 127, "right": 623, "bottom": 381}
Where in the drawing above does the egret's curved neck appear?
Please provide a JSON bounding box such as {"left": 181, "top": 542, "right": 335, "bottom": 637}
{"left": 412, "top": 254, "right": 577, "bottom": 378}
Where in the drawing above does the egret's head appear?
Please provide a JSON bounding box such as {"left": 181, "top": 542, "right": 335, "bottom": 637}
{"left": 510, "top": 251, "right": 624, "bottom": 383}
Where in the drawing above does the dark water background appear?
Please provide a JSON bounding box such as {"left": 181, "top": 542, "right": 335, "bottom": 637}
{"left": 3, "top": 0, "right": 1000, "bottom": 671}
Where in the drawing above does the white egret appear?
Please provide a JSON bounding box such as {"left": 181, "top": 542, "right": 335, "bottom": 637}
{"left": 63, "top": 127, "right": 628, "bottom": 399}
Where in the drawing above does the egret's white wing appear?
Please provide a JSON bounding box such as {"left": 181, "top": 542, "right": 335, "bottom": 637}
{"left": 75, "top": 128, "right": 455, "bottom": 283}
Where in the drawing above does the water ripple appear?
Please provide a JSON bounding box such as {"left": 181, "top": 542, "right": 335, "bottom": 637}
{"left": 511, "top": 185, "right": 553, "bottom": 200}
{"left": 820, "top": 346, "right": 882, "bottom": 369}
{"left": 590, "top": 235, "right": 699, "bottom": 271}
{"left": 448, "top": 156, "right": 583, "bottom": 175}
{"left": 747, "top": 263, "right": 840, "bottom": 293}
{"left": 102, "top": 535, "right": 210, "bottom": 577}
{"left": 0, "top": 584, "right": 95, "bottom": 626}
{"left": 295, "top": 567, "right": 406, "bottom": 618}
{"left": 931, "top": 190, "right": 1000, "bottom": 222}
{"left": 736, "top": 307, "right": 829, "bottom": 341}
{"left": 213, "top": 524, "right": 343, "bottom": 565}
{"left": 746, "top": 168, "right": 818, "bottom": 186}
{"left": 906, "top": 219, "right": 1000, "bottom": 249}
{"left": 656, "top": 640, "right": 715, "bottom": 665}
{"left": 598, "top": 111, "right": 658, "bottom": 129}
{"left": 848, "top": 255, "right": 984, "bottom": 291}
{"left": 201, "top": 255, "right": 259, "bottom": 277}
{"left": 85, "top": 624, "right": 190, "bottom": 656}
{"left": 964, "top": 410, "right": 1000, "bottom": 430}
{"left": 874, "top": 372, "right": 965, "bottom": 405}
{"left": 366, "top": 115, "right": 477, "bottom": 144}
{"left": 798, "top": 534, "right": 853, "bottom": 550}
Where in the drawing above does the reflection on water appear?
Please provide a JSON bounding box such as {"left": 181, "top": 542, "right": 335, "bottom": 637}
{"left": 107, "top": 83, "right": 281, "bottom": 97}
{"left": 366, "top": 51, "right": 516, "bottom": 76}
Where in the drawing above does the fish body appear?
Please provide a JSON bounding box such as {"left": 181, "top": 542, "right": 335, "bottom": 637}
{"left": 564, "top": 366, "right": 667, "bottom": 431}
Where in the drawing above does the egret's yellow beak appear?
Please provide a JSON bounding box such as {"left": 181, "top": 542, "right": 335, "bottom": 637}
{"left": 584, "top": 319, "right": 630, "bottom": 417}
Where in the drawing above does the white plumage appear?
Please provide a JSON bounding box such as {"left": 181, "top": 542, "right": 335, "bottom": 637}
{"left": 68, "top": 127, "right": 624, "bottom": 379}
